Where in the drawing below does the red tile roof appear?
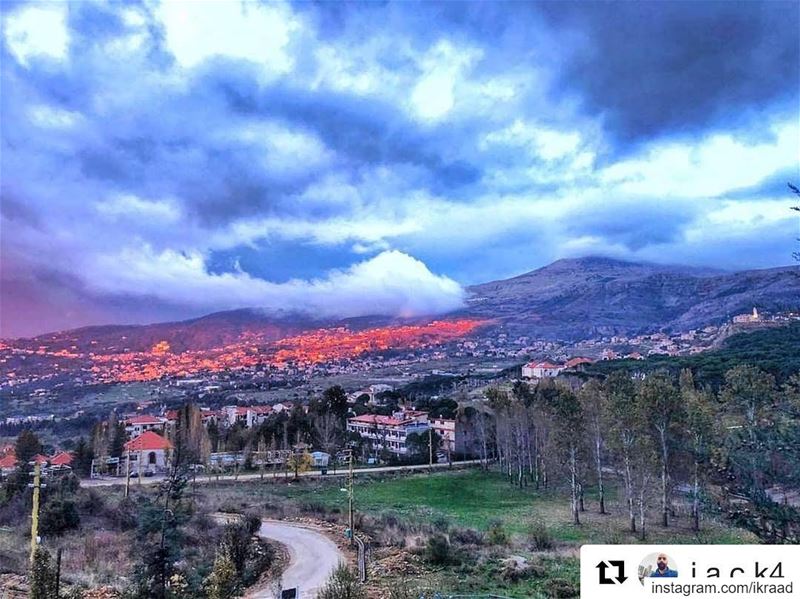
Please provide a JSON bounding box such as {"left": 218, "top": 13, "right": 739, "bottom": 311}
{"left": 49, "top": 452, "right": 74, "bottom": 466}
{"left": 349, "top": 414, "right": 407, "bottom": 427}
{"left": 0, "top": 454, "right": 17, "bottom": 469}
{"left": 565, "top": 357, "right": 593, "bottom": 368}
{"left": 124, "top": 431, "right": 173, "bottom": 452}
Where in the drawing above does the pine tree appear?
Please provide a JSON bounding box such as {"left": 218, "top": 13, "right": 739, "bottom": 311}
{"left": 15, "top": 429, "right": 43, "bottom": 465}
{"left": 29, "top": 547, "right": 57, "bottom": 599}
{"left": 205, "top": 552, "right": 238, "bottom": 599}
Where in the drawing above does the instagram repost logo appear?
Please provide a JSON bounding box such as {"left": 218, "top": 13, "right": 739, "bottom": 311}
{"left": 596, "top": 559, "right": 627, "bottom": 585}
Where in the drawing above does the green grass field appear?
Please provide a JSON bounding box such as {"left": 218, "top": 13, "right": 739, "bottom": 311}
{"left": 195, "top": 468, "right": 757, "bottom": 598}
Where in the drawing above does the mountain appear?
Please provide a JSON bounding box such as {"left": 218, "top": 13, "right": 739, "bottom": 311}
{"left": 462, "top": 257, "right": 800, "bottom": 340}
{"left": 6, "top": 257, "right": 800, "bottom": 349}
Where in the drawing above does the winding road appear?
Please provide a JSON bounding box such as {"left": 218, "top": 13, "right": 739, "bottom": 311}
{"left": 248, "top": 520, "right": 345, "bottom": 599}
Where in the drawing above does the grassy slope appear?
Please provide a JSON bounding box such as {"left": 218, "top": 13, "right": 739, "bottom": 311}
{"left": 201, "top": 469, "right": 756, "bottom": 598}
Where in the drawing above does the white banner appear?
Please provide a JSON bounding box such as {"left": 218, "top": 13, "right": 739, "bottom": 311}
{"left": 580, "top": 545, "right": 800, "bottom": 598}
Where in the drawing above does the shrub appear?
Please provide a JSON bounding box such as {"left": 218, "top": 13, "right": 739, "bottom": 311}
{"left": 450, "top": 527, "right": 484, "bottom": 546}
{"left": 486, "top": 520, "right": 508, "bottom": 545}
{"left": 424, "top": 534, "right": 452, "bottom": 565}
{"left": 431, "top": 514, "right": 451, "bottom": 532}
{"left": 527, "top": 519, "right": 554, "bottom": 551}
{"left": 40, "top": 499, "right": 80, "bottom": 536}
{"left": 317, "top": 563, "right": 367, "bottom": 599}
{"left": 544, "top": 578, "right": 579, "bottom": 598}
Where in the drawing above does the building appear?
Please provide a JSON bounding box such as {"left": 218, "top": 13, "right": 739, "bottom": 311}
{"left": 564, "top": 357, "right": 594, "bottom": 370}
{"left": 521, "top": 361, "right": 564, "bottom": 379}
{"left": 347, "top": 411, "right": 430, "bottom": 456}
{"left": 124, "top": 415, "right": 167, "bottom": 437}
{"left": 124, "top": 431, "right": 173, "bottom": 474}
{"left": 0, "top": 453, "right": 17, "bottom": 476}
{"left": 429, "top": 417, "right": 481, "bottom": 455}
{"left": 733, "top": 307, "right": 761, "bottom": 324}
{"left": 221, "top": 405, "right": 273, "bottom": 427}
{"left": 49, "top": 452, "right": 74, "bottom": 468}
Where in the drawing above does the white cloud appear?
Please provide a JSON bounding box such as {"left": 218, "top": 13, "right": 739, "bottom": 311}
{"left": 482, "top": 119, "right": 583, "bottom": 160}
{"left": 28, "top": 105, "right": 80, "bottom": 129}
{"left": 84, "top": 247, "right": 464, "bottom": 318}
{"left": 227, "top": 121, "right": 333, "bottom": 177}
{"left": 410, "top": 40, "right": 483, "bottom": 122}
{"left": 96, "top": 195, "right": 181, "bottom": 222}
{"left": 3, "top": 3, "right": 69, "bottom": 66}
{"left": 156, "top": 0, "right": 299, "bottom": 74}
{"left": 600, "top": 120, "right": 799, "bottom": 197}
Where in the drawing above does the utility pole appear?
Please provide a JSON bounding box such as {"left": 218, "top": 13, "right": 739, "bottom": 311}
{"left": 348, "top": 450, "right": 355, "bottom": 547}
{"left": 125, "top": 451, "right": 131, "bottom": 498}
{"left": 428, "top": 427, "right": 433, "bottom": 473}
{"left": 55, "top": 548, "right": 62, "bottom": 596}
{"left": 29, "top": 462, "right": 45, "bottom": 562}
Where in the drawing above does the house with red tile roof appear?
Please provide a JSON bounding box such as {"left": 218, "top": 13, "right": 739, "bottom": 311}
{"left": 521, "top": 361, "right": 564, "bottom": 379}
{"left": 0, "top": 453, "right": 17, "bottom": 475}
{"left": 49, "top": 452, "right": 74, "bottom": 467}
{"left": 347, "top": 411, "right": 430, "bottom": 456}
{"left": 124, "top": 431, "right": 173, "bottom": 473}
{"left": 124, "top": 414, "right": 167, "bottom": 438}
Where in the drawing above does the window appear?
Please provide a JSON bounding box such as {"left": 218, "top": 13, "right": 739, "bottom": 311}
{"left": 148, "top": 452, "right": 157, "bottom": 465}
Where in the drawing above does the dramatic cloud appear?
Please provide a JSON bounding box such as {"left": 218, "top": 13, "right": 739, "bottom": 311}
{"left": 1, "top": 0, "right": 798, "bottom": 337}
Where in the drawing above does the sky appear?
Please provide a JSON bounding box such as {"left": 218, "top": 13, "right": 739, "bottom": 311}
{"left": 1, "top": 0, "right": 799, "bottom": 338}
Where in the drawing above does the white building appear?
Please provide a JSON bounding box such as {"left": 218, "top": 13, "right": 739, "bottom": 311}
{"left": 347, "top": 410, "right": 430, "bottom": 456}
{"left": 521, "top": 361, "right": 564, "bottom": 379}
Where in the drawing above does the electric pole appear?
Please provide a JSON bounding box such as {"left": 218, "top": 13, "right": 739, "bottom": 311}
{"left": 428, "top": 427, "right": 433, "bottom": 473}
{"left": 348, "top": 450, "right": 355, "bottom": 547}
{"left": 125, "top": 451, "right": 131, "bottom": 498}
{"left": 29, "top": 462, "right": 45, "bottom": 562}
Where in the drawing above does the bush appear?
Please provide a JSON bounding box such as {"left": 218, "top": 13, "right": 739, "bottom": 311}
{"left": 544, "top": 578, "right": 579, "bottom": 598}
{"left": 243, "top": 512, "right": 262, "bottom": 535}
{"left": 40, "top": 499, "right": 80, "bottom": 536}
{"left": 486, "top": 520, "right": 508, "bottom": 545}
{"left": 450, "top": 527, "right": 484, "bottom": 546}
{"left": 424, "top": 534, "right": 452, "bottom": 565}
{"left": 317, "top": 563, "right": 367, "bottom": 599}
{"left": 527, "top": 519, "right": 554, "bottom": 551}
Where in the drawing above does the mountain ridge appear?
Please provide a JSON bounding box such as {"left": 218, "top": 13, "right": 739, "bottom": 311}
{"left": 6, "top": 257, "right": 799, "bottom": 346}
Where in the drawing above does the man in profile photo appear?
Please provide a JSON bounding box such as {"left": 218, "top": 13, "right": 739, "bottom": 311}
{"left": 650, "top": 553, "right": 678, "bottom": 578}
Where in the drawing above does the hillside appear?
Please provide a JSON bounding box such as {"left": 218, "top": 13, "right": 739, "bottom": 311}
{"left": 586, "top": 322, "right": 800, "bottom": 386}
{"left": 463, "top": 257, "right": 800, "bottom": 340}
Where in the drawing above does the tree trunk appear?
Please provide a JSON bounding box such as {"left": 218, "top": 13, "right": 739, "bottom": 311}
{"left": 571, "top": 448, "right": 580, "bottom": 525}
{"left": 660, "top": 427, "right": 669, "bottom": 528}
{"left": 595, "top": 432, "right": 606, "bottom": 514}
{"left": 623, "top": 448, "right": 636, "bottom": 533}
{"left": 692, "top": 458, "right": 700, "bottom": 532}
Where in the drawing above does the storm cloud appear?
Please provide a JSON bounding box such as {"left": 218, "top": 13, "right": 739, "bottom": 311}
{"left": 1, "top": 1, "right": 798, "bottom": 337}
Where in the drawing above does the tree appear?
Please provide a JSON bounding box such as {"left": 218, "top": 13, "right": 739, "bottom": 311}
{"left": 604, "top": 371, "right": 641, "bottom": 532}
{"left": 286, "top": 450, "right": 313, "bottom": 480}
{"left": 720, "top": 365, "right": 777, "bottom": 495}
{"left": 547, "top": 387, "right": 585, "bottom": 525}
{"left": 405, "top": 429, "right": 442, "bottom": 465}
{"left": 29, "top": 547, "right": 57, "bottom": 599}
{"left": 72, "top": 437, "right": 94, "bottom": 477}
{"left": 681, "top": 369, "right": 713, "bottom": 532}
{"left": 205, "top": 552, "right": 237, "bottom": 599}
{"left": 317, "top": 563, "right": 367, "bottom": 599}
{"left": 578, "top": 379, "right": 608, "bottom": 514}
{"left": 131, "top": 462, "right": 190, "bottom": 599}
{"left": 109, "top": 421, "right": 127, "bottom": 459}
{"left": 638, "top": 372, "right": 684, "bottom": 527}
{"left": 15, "top": 429, "right": 43, "bottom": 465}
{"left": 323, "top": 385, "right": 350, "bottom": 422}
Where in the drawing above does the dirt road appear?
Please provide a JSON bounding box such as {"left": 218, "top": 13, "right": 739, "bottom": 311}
{"left": 248, "top": 520, "right": 345, "bottom": 599}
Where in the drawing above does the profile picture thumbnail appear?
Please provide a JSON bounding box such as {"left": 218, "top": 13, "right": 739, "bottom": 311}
{"left": 638, "top": 552, "right": 679, "bottom": 584}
